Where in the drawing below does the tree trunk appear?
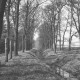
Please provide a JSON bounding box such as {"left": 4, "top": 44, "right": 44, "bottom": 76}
{"left": 25, "top": 36, "right": 27, "bottom": 51}
{"left": 10, "top": 40, "right": 12, "bottom": 59}
{"left": 23, "top": 0, "right": 29, "bottom": 51}
{"left": 77, "top": 1, "right": 80, "bottom": 45}
{"left": 5, "top": 38, "right": 8, "bottom": 62}
{"left": 4, "top": 0, "right": 10, "bottom": 61}
{"left": 14, "top": 0, "right": 20, "bottom": 56}
{"left": 69, "top": 37, "right": 72, "bottom": 50}
{"left": 14, "top": 41, "right": 16, "bottom": 55}
{"left": 58, "top": 9, "right": 61, "bottom": 50}
{"left": 5, "top": 0, "right": 11, "bottom": 54}
{"left": 53, "top": 25, "right": 56, "bottom": 53}
{"left": 22, "top": 35, "right": 24, "bottom": 52}
{"left": 62, "top": 35, "right": 65, "bottom": 49}
{"left": 69, "top": 1, "right": 73, "bottom": 51}
{"left": 52, "top": 9, "right": 56, "bottom": 53}
{"left": 0, "top": 0, "right": 7, "bottom": 38}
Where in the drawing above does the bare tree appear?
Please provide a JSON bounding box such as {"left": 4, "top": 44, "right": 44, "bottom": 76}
{"left": 5, "top": 0, "right": 11, "bottom": 62}
{"left": 14, "top": 0, "right": 20, "bottom": 56}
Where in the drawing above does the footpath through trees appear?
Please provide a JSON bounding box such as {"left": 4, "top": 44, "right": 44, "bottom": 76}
{"left": 0, "top": 50, "right": 79, "bottom": 80}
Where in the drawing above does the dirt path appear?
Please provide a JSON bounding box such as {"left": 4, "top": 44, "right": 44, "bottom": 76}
{"left": 0, "top": 51, "right": 56, "bottom": 80}
{"left": 0, "top": 51, "right": 69, "bottom": 80}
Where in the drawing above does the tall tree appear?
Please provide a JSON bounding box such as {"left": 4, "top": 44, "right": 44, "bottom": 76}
{"left": 57, "top": 1, "right": 62, "bottom": 50}
{"left": 5, "top": 0, "right": 11, "bottom": 62}
{"left": 0, "top": 0, "right": 7, "bottom": 38}
{"left": 14, "top": 0, "right": 20, "bottom": 56}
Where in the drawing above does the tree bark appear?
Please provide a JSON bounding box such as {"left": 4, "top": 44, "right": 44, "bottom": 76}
{"left": 69, "top": 1, "right": 73, "bottom": 51}
{"left": 77, "top": 0, "right": 80, "bottom": 45}
{"left": 5, "top": 0, "right": 11, "bottom": 54}
{"left": 0, "top": 0, "right": 7, "bottom": 38}
{"left": 14, "top": 41, "right": 16, "bottom": 55}
{"left": 52, "top": 11, "right": 56, "bottom": 53}
{"left": 10, "top": 40, "right": 12, "bottom": 59}
{"left": 53, "top": 23, "right": 57, "bottom": 53}
{"left": 22, "top": 35, "right": 24, "bottom": 52}
{"left": 58, "top": 9, "right": 61, "bottom": 50}
{"left": 5, "top": 38, "right": 8, "bottom": 62}
{"left": 14, "top": 0, "right": 20, "bottom": 56}
{"left": 25, "top": 36, "right": 27, "bottom": 51}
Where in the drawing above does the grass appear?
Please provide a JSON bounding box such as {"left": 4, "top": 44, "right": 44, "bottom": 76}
{"left": 0, "top": 51, "right": 57, "bottom": 80}
{"left": 0, "top": 47, "right": 80, "bottom": 80}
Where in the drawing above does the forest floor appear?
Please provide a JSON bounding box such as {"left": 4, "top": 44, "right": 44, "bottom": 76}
{"left": 0, "top": 49, "right": 80, "bottom": 80}
{"left": 0, "top": 51, "right": 59, "bottom": 80}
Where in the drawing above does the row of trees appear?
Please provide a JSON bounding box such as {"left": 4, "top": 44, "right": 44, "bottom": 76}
{"left": 1, "top": 0, "right": 48, "bottom": 62}
{"left": 0, "top": 0, "right": 80, "bottom": 61}
{"left": 35, "top": 0, "right": 80, "bottom": 53}
{"left": 3, "top": 0, "right": 21, "bottom": 62}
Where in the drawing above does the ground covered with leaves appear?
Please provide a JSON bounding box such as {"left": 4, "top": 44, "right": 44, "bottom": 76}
{"left": 0, "top": 49, "right": 80, "bottom": 80}
{"left": 0, "top": 52, "right": 57, "bottom": 80}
